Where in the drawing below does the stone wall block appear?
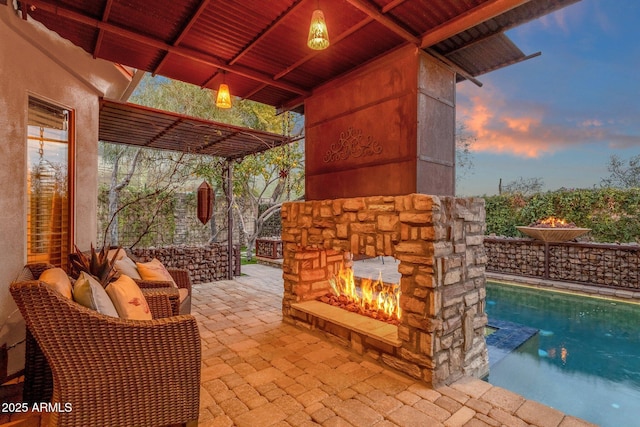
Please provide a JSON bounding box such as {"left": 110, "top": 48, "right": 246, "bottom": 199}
{"left": 412, "top": 194, "right": 435, "bottom": 211}
{"left": 377, "top": 214, "right": 399, "bottom": 231}
{"left": 401, "top": 295, "right": 427, "bottom": 315}
{"left": 357, "top": 210, "right": 377, "bottom": 221}
{"left": 395, "top": 241, "right": 427, "bottom": 255}
{"left": 343, "top": 198, "right": 366, "bottom": 211}
{"left": 463, "top": 308, "right": 476, "bottom": 352}
{"left": 399, "top": 211, "right": 432, "bottom": 225}
{"left": 398, "top": 348, "right": 434, "bottom": 369}
{"left": 381, "top": 354, "right": 423, "bottom": 379}
{"left": 414, "top": 272, "right": 435, "bottom": 288}
{"left": 434, "top": 241, "right": 453, "bottom": 257}
{"left": 369, "top": 203, "right": 395, "bottom": 212}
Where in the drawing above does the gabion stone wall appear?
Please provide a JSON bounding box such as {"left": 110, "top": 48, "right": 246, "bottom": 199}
{"left": 485, "top": 237, "right": 640, "bottom": 289}
{"left": 258, "top": 204, "right": 282, "bottom": 238}
{"left": 281, "top": 194, "right": 489, "bottom": 386}
{"left": 130, "top": 244, "right": 241, "bottom": 283}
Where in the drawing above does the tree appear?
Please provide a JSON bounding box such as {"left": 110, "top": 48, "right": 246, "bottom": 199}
{"left": 230, "top": 136, "right": 304, "bottom": 260}
{"left": 601, "top": 154, "right": 640, "bottom": 188}
{"left": 100, "top": 143, "right": 142, "bottom": 246}
{"left": 455, "top": 122, "right": 476, "bottom": 180}
{"left": 99, "top": 144, "right": 195, "bottom": 248}
{"left": 500, "top": 177, "right": 544, "bottom": 197}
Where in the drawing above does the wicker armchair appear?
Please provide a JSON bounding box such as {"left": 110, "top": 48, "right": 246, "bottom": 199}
{"left": 11, "top": 268, "right": 201, "bottom": 427}
{"left": 134, "top": 267, "right": 192, "bottom": 315}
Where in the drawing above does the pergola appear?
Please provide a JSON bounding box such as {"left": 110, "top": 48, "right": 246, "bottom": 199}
{"left": 99, "top": 99, "right": 293, "bottom": 159}
{"left": 98, "top": 99, "right": 296, "bottom": 279}
{"left": 20, "top": 0, "right": 580, "bottom": 278}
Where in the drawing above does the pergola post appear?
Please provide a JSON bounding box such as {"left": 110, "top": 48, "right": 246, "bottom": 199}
{"left": 226, "top": 160, "right": 234, "bottom": 280}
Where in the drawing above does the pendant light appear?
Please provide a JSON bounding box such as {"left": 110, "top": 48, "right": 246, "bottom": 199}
{"left": 307, "top": 2, "right": 329, "bottom": 50}
{"left": 216, "top": 71, "right": 232, "bottom": 109}
{"left": 197, "top": 181, "right": 214, "bottom": 225}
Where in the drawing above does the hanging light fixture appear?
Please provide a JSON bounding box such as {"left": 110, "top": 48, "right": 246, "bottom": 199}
{"left": 215, "top": 71, "right": 232, "bottom": 109}
{"left": 307, "top": 2, "right": 329, "bottom": 50}
{"left": 197, "top": 181, "right": 214, "bottom": 225}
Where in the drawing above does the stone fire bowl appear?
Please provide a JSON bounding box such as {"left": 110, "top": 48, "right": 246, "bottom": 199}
{"left": 516, "top": 226, "right": 591, "bottom": 243}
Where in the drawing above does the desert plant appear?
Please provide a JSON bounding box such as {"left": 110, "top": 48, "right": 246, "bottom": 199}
{"left": 68, "top": 244, "right": 121, "bottom": 287}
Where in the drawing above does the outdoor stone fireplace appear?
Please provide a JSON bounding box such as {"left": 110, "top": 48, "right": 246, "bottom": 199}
{"left": 281, "top": 194, "right": 488, "bottom": 386}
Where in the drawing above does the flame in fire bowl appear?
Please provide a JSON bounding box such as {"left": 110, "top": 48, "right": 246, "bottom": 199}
{"left": 516, "top": 226, "right": 591, "bottom": 242}
{"left": 517, "top": 216, "right": 591, "bottom": 242}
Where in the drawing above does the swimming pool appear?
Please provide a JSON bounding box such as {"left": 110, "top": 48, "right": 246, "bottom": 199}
{"left": 485, "top": 281, "right": 640, "bottom": 427}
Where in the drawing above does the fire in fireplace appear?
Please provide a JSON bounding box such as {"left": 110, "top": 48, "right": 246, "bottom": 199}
{"left": 319, "top": 259, "right": 401, "bottom": 325}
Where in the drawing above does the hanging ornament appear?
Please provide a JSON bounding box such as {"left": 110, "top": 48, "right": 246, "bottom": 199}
{"left": 197, "top": 181, "right": 214, "bottom": 225}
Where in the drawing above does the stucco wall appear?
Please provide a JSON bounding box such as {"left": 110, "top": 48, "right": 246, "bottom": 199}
{"left": 0, "top": 4, "right": 132, "bottom": 376}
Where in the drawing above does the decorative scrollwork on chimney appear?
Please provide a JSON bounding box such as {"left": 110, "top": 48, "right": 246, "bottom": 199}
{"left": 323, "top": 126, "right": 382, "bottom": 163}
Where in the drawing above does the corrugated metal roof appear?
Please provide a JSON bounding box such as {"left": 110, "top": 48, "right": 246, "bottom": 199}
{"left": 19, "top": 0, "right": 581, "bottom": 112}
{"left": 99, "top": 99, "right": 293, "bottom": 159}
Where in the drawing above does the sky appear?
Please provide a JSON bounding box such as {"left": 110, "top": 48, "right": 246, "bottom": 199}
{"left": 455, "top": 0, "right": 640, "bottom": 196}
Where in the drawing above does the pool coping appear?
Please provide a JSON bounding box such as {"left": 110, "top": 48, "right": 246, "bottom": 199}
{"left": 486, "top": 272, "right": 640, "bottom": 304}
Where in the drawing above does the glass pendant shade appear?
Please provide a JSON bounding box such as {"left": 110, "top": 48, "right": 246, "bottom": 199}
{"left": 216, "top": 83, "right": 232, "bottom": 109}
{"left": 307, "top": 9, "right": 329, "bottom": 50}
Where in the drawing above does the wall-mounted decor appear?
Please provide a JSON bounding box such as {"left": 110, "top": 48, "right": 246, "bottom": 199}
{"left": 323, "top": 126, "right": 382, "bottom": 163}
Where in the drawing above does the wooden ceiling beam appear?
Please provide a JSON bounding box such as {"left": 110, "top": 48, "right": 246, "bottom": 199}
{"left": 154, "top": 0, "right": 213, "bottom": 76}
{"left": 420, "top": 0, "right": 532, "bottom": 48}
{"left": 93, "top": 0, "right": 114, "bottom": 58}
{"left": 345, "top": 0, "right": 420, "bottom": 45}
{"left": 25, "top": 0, "right": 310, "bottom": 97}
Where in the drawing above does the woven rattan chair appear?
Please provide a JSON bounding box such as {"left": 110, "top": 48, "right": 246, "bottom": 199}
{"left": 11, "top": 265, "right": 201, "bottom": 427}
{"left": 134, "top": 267, "right": 192, "bottom": 315}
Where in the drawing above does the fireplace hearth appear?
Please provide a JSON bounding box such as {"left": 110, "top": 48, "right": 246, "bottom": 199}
{"left": 281, "top": 194, "right": 488, "bottom": 386}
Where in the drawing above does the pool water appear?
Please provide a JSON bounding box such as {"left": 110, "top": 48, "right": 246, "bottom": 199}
{"left": 485, "top": 282, "right": 640, "bottom": 427}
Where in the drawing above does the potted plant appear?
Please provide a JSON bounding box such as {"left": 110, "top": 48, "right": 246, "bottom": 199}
{"left": 68, "top": 244, "right": 121, "bottom": 287}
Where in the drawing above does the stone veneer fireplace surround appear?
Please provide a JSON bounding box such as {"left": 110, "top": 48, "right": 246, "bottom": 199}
{"left": 281, "top": 194, "right": 488, "bottom": 386}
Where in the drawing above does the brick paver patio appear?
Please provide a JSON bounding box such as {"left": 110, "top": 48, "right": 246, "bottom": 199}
{"left": 193, "top": 263, "right": 595, "bottom": 427}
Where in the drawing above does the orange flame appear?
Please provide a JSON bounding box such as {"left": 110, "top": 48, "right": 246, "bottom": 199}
{"left": 539, "top": 216, "right": 569, "bottom": 227}
{"left": 329, "top": 263, "right": 401, "bottom": 320}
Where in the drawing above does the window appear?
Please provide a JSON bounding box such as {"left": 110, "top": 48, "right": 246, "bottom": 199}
{"left": 27, "top": 97, "right": 74, "bottom": 269}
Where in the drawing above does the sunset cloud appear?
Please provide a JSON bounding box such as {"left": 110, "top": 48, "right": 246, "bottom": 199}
{"left": 457, "top": 82, "right": 640, "bottom": 159}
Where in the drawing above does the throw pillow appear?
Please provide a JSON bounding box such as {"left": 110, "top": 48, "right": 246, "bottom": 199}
{"left": 73, "top": 272, "right": 119, "bottom": 318}
{"left": 136, "top": 258, "right": 177, "bottom": 288}
{"left": 105, "top": 274, "right": 152, "bottom": 320}
{"left": 108, "top": 247, "right": 126, "bottom": 261}
{"left": 114, "top": 256, "right": 142, "bottom": 280}
{"left": 39, "top": 267, "right": 73, "bottom": 299}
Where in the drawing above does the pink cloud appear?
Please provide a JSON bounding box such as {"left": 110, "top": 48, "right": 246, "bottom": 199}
{"left": 456, "top": 82, "right": 638, "bottom": 158}
{"left": 458, "top": 85, "right": 553, "bottom": 158}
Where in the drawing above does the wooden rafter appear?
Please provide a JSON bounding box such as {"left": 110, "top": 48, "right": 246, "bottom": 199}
{"left": 345, "top": 0, "right": 420, "bottom": 45}
{"left": 420, "top": 0, "right": 533, "bottom": 48}
{"left": 93, "top": 0, "right": 114, "bottom": 58}
{"left": 154, "top": 0, "right": 213, "bottom": 75}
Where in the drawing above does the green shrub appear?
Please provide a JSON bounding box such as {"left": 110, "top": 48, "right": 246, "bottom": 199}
{"left": 485, "top": 188, "right": 640, "bottom": 243}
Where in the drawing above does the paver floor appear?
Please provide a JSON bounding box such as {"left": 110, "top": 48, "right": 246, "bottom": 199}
{"left": 193, "top": 263, "right": 596, "bottom": 427}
